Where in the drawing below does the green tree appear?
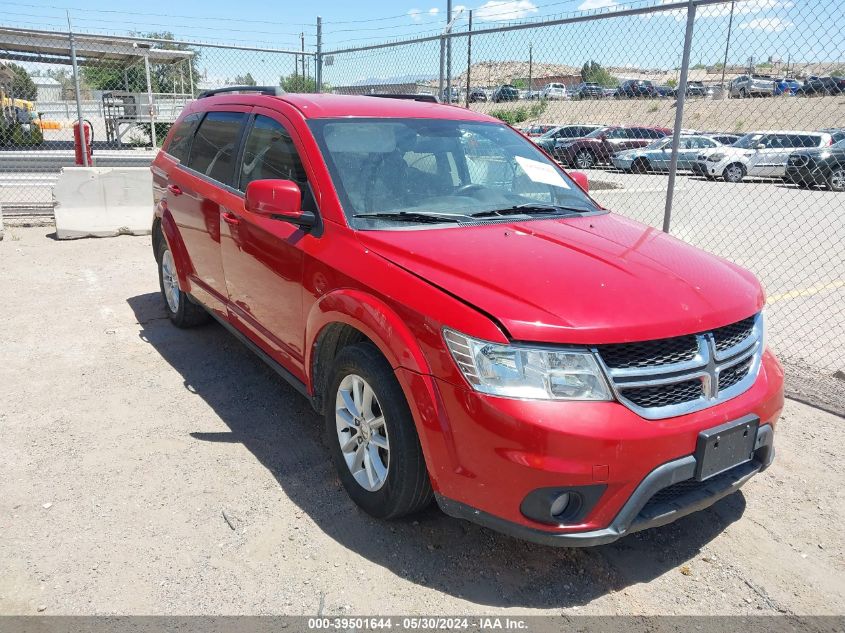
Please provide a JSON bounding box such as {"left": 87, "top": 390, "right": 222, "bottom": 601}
{"left": 666, "top": 78, "right": 678, "bottom": 88}
{"left": 280, "top": 74, "right": 316, "bottom": 93}
{"left": 3, "top": 63, "right": 38, "bottom": 101}
{"left": 234, "top": 73, "right": 257, "bottom": 86}
{"left": 580, "top": 61, "right": 617, "bottom": 87}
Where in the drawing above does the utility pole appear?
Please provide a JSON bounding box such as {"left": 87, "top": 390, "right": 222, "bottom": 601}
{"left": 316, "top": 16, "right": 323, "bottom": 93}
{"left": 528, "top": 42, "right": 533, "bottom": 98}
{"left": 464, "top": 10, "right": 472, "bottom": 108}
{"left": 300, "top": 33, "right": 306, "bottom": 83}
{"left": 720, "top": 0, "right": 735, "bottom": 88}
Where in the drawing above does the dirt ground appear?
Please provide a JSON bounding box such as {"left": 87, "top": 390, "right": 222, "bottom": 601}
{"left": 472, "top": 94, "right": 845, "bottom": 133}
{"left": 0, "top": 226, "right": 843, "bottom": 616}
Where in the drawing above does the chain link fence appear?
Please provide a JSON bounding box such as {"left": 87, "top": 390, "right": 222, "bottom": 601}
{"left": 1, "top": 0, "right": 843, "bottom": 402}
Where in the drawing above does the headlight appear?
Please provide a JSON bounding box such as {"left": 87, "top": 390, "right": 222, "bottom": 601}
{"left": 707, "top": 153, "right": 726, "bottom": 162}
{"left": 818, "top": 151, "right": 831, "bottom": 160}
{"left": 443, "top": 329, "right": 613, "bottom": 401}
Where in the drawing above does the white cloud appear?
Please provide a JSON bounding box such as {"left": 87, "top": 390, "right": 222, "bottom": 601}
{"left": 408, "top": 8, "right": 422, "bottom": 22}
{"left": 739, "top": 17, "right": 793, "bottom": 31}
{"left": 428, "top": 6, "right": 439, "bottom": 15}
{"left": 648, "top": 0, "right": 793, "bottom": 20}
{"left": 578, "top": 0, "right": 618, "bottom": 10}
{"left": 474, "top": 0, "right": 538, "bottom": 22}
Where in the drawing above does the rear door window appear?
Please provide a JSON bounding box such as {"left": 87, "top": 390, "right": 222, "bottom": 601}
{"left": 187, "top": 111, "right": 248, "bottom": 186}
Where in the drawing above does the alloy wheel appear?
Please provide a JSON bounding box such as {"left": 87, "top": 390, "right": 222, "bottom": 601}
{"left": 335, "top": 374, "right": 390, "bottom": 492}
{"left": 829, "top": 168, "right": 845, "bottom": 192}
{"left": 161, "top": 250, "right": 180, "bottom": 313}
{"left": 575, "top": 151, "right": 595, "bottom": 169}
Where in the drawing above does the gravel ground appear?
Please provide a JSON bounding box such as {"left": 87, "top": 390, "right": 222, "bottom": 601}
{"left": 0, "top": 226, "right": 843, "bottom": 616}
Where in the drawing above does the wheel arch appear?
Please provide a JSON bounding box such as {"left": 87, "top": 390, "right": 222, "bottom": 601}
{"left": 156, "top": 206, "right": 194, "bottom": 290}
{"left": 305, "top": 290, "right": 431, "bottom": 414}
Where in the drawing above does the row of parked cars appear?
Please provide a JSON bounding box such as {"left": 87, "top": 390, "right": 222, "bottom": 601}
{"left": 521, "top": 122, "right": 845, "bottom": 190}
{"left": 464, "top": 74, "right": 845, "bottom": 103}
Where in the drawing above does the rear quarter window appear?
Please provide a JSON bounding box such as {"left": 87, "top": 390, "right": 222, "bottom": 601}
{"left": 164, "top": 113, "right": 200, "bottom": 163}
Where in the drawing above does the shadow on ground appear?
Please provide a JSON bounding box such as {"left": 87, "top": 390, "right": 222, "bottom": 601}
{"left": 127, "top": 291, "right": 746, "bottom": 609}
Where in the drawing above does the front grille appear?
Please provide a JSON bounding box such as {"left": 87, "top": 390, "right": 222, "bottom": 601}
{"left": 718, "top": 358, "right": 752, "bottom": 391}
{"left": 713, "top": 316, "right": 756, "bottom": 352}
{"left": 624, "top": 379, "right": 703, "bottom": 408}
{"left": 597, "top": 335, "right": 698, "bottom": 369}
{"left": 596, "top": 313, "right": 763, "bottom": 419}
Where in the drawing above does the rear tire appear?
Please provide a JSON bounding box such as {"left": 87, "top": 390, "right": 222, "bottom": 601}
{"left": 828, "top": 167, "right": 845, "bottom": 192}
{"left": 156, "top": 239, "right": 210, "bottom": 328}
{"left": 723, "top": 163, "right": 746, "bottom": 183}
{"left": 325, "top": 343, "right": 433, "bottom": 520}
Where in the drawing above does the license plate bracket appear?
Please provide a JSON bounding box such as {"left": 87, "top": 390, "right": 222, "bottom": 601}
{"left": 694, "top": 415, "right": 759, "bottom": 481}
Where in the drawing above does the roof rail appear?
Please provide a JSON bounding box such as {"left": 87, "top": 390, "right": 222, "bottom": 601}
{"left": 197, "top": 86, "right": 285, "bottom": 98}
{"left": 366, "top": 93, "right": 440, "bottom": 103}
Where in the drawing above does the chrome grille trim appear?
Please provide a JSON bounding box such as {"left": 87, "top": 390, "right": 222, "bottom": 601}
{"left": 593, "top": 313, "right": 764, "bottom": 420}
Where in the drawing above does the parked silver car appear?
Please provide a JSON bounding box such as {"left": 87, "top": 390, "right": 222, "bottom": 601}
{"left": 729, "top": 74, "right": 775, "bottom": 98}
{"left": 612, "top": 135, "right": 726, "bottom": 172}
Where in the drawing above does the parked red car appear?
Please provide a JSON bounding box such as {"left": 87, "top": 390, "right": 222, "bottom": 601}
{"left": 151, "top": 88, "right": 782, "bottom": 546}
{"left": 556, "top": 125, "right": 672, "bottom": 169}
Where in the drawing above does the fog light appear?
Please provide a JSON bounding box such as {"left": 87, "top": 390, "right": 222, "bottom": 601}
{"left": 550, "top": 493, "right": 571, "bottom": 518}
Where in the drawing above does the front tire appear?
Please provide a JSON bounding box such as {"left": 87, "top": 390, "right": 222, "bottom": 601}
{"left": 156, "top": 239, "right": 210, "bottom": 328}
{"left": 575, "top": 150, "right": 596, "bottom": 169}
{"left": 326, "top": 343, "right": 433, "bottom": 519}
{"left": 631, "top": 157, "right": 650, "bottom": 174}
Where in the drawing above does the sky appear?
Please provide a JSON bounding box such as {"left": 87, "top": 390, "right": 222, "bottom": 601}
{"left": 3, "top": 0, "right": 843, "bottom": 86}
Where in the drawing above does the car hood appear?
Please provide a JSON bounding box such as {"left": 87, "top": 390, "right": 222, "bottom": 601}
{"left": 356, "top": 213, "right": 763, "bottom": 345}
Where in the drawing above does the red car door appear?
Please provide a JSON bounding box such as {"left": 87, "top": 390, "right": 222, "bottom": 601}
{"left": 170, "top": 107, "right": 248, "bottom": 315}
{"left": 219, "top": 108, "right": 316, "bottom": 379}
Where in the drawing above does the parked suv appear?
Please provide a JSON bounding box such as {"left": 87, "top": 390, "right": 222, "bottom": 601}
{"left": 532, "top": 124, "right": 602, "bottom": 154}
{"left": 573, "top": 82, "right": 604, "bottom": 99}
{"left": 729, "top": 74, "right": 775, "bottom": 98}
{"left": 555, "top": 125, "right": 671, "bottom": 168}
{"left": 614, "top": 79, "right": 659, "bottom": 98}
{"left": 784, "top": 138, "right": 845, "bottom": 191}
{"left": 151, "top": 88, "right": 782, "bottom": 547}
{"left": 492, "top": 84, "right": 520, "bottom": 102}
{"left": 540, "top": 83, "right": 567, "bottom": 100}
{"left": 692, "top": 130, "right": 839, "bottom": 182}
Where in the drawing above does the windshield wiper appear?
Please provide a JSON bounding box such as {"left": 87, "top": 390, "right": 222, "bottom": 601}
{"left": 353, "top": 211, "right": 463, "bottom": 224}
{"left": 470, "top": 203, "right": 592, "bottom": 218}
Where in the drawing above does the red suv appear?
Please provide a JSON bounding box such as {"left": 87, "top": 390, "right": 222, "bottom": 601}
{"left": 151, "top": 88, "right": 783, "bottom": 546}
{"left": 556, "top": 125, "right": 672, "bottom": 169}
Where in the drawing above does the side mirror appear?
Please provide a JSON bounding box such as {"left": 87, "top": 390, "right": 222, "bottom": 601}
{"left": 244, "top": 179, "right": 315, "bottom": 228}
{"left": 569, "top": 170, "right": 589, "bottom": 192}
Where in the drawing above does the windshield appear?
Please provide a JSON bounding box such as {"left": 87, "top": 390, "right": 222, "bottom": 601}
{"left": 539, "top": 127, "right": 560, "bottom": 138}
{"left": 644, "top": 137, "right": 670, "bottom": 150}
{"left": 309, "top": 118, "right": 598, "bottom": 227}
{"left": 733, "top": 133, "right": 764, "bottom": 149}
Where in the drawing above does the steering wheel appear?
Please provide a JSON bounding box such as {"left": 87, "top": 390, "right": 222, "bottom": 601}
{"left": 455, "top": 183, "right": 486, "bottom": 196}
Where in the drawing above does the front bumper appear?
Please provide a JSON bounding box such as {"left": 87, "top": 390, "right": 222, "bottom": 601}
{"left": 612, "top": 156, "right": 635, "bottom": 170}
{"left": 437, "top": 423, "right": 773, "bottom": 547}
{"left": 403, "top": 350, "right": 783, "bottom": 547}
{"left": 691, "top": 160, "right": 722, "bottom": 177}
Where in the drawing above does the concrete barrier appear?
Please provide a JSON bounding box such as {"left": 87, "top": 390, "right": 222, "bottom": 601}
{"left": 0, "top": 204, "right": 4, "bottom": 241}
{"left": 53, "top": 167, "right": 153, "bottom": 239}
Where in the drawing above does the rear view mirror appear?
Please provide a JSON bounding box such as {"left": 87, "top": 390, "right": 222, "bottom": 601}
{"left": 569, "top": 171, "right": 589, "bottom": 192}
{"left": 244, "top": 179, "right": 315, "bottom": 228}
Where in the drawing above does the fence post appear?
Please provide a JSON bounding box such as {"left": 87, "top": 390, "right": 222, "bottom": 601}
{"left": 464, "top": 10, "right": 472, "bottom": 108}
{"left": 66, "top": 16, "right": 90, "bottom": 167}
{"left": 446, "top": 0, "right": 453, "bottom": 100}
{"left": 316, "top": 16, "right": 323, "bottom": 93}
{"left": 438, "top": 37, "right": 446, "bottom": 100}
{"left": 662, "top": 0, "right": 696, "bottom": 234}
{"left": 143, "top": 51, "right": 157, "bottom": 148}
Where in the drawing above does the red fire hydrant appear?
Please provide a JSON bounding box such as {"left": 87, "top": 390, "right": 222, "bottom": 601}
{"left": 73, "top": 120, "right": 93, "bottom": 166}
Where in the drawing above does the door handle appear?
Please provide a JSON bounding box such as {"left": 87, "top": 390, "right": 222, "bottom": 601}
{"left": 167, "top": 184, "right": 183, "bottom": 196}
{"left": 221, "top": 211, "right": 240, "bottom": 226}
